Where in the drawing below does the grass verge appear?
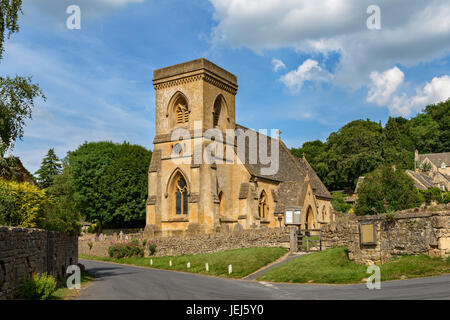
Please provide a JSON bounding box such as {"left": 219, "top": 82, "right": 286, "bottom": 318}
{"left": 257, "top": 247, "right": 450, "bottom": 284}
{"left": 80, "top": 247, "right": 288, "bottom": 279}
{"left": 50, "top": 271, "right": 94, "bottom": 300}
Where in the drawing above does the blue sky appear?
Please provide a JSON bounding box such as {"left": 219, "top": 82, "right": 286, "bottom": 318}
{"left": 2, "top": 0, "right": 450, "bottom": 172}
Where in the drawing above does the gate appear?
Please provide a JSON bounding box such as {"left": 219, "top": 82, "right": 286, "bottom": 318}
{"left": 297, "top": 228, "right": 322, "bottom": 252}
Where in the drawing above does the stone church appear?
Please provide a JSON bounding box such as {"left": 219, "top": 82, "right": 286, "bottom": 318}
{"left": 145, "top": 59, "right": 332, "bottom": 237}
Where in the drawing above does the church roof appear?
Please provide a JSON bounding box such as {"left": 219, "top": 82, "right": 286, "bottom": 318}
{"left": 418, "top": 152, "right": 450, "bottom": 167}
{"left": 235, "top": 124, "right": 332, "bottom": 199}
{"left": 273, "top": 181, "right": 308, "bottom": 214}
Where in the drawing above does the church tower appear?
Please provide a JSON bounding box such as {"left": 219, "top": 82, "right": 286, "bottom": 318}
{"left": 146, "top": 58, "right": 238, "bottom": 236}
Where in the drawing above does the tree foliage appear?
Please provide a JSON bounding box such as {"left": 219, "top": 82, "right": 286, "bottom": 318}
{"left": 355, "top": 165, "right": 422, "bottom": 215}
{"left": 35, "top": 148, "right": 62, "bottom": 189}
{"left": 68, "top": 141, "right": 152, "bottom": 230}
{"left": 0, "top": 178, "right": 49, "bottom": 228}
{"left": 45, "top": 160, "right": 81, "bottom": 235}
{"left": 0, "top": 0, "right": 23, "bottom": 59}
{"left": 99, "top": 143, "right": 152, "bottom": 227}
{"left": 292, "top": 99, "right": 450, "bottom": 191}
{"left": 0, "top": 76, "right": 45, "bottom": 156}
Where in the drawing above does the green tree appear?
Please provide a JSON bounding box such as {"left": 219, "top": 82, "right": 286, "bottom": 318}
{"left": 35, "top": 148, "right": 62, "bottom": 189}
{"left": 331, "top": 191, "right": 352, "bottom": 213}
{"left": 99, "top": 143, "right": 152, "bottom": 227}
{"left": 382, "top": 117, "right": 414, "bottom": 169}
{"left": 409, "top": 113, "right": 440, "bottom": 154}
{"left": 68, "top": 141, "right": 117, "bottom": 232}
{"left": 324, "top": 120, "right": 385, "bottom": 190}
{"left": 0, "top": 0, "right": 23, "bottom": 59}
{"left": 291, "top": 140, "right": 328, "bottom": 181}
{"left": 45, "top": 159, "right": 81, "bottom": 235}
{"left": 68, "top": 141, "right": 152, "bottom": 230}
{"left": 423, "top": 99, "right": 450, "bottom": 153}
{"left": 0, "top": 76, "right": 45, "bottom": 156}
{"left": 0, "top": 1, "right": 45, "bottom": 156}
{"left": 355, "top": 165, "right": 422, "bottom": 215}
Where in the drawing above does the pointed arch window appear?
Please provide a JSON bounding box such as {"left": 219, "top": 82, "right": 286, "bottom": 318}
{"left": 174, "top": 176, "right": 188, "bottom": 215}
{"left": 174, "top": 97, "right": 189, "bottom": 125}
{"left": 258, "top": 191, "right": 268, "bottom": 219}
{"left": 213, "top": 99, "right": 221, "bottom": 127}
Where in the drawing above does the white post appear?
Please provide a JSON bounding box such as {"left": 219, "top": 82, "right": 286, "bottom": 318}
{"left": 169, "top": 260, "right": 172, "bottom": 267}
{"left": 150, "top": 259, "right": 153, "bottom": 266}
{"left": 187, "top": 262, "right": 191, "bottom": 269}
{"left": 228, "top": 264, "right": 232, "bottom": 275}
{"left": 205, "top": 263, "right": 209, "bottom": 272}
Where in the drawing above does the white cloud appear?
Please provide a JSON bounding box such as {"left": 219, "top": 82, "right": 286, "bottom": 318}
{"left": 389, "top": 75, "right": 450, "bottom": 116}
{"left": 209, "top": 0, "right": 450, "bottom": 88}
{"left": 272, "top": 58, "right": 286, "bottom": 72}
{"left": 367, "top": 67, "right": 404, "bottom": 106}
{"left": 279, "top": 59, "right": 331, "bottom": 92}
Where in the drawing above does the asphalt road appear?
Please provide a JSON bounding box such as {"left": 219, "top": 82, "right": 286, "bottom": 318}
{"left": 77, "top": 259, "right": 450, "bottom": 300}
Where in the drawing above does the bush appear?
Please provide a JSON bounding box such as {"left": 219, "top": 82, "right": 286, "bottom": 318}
{"left": 16, "top": 273, "right": 57, "bottom": 300}
{"left": 148, "top": 243, "right": 156, "bottom": 256}
{"left": 355, "top": 165, "right": 422, "bottom": 215}
{"left": 444, "top": 192, "right": 450, "bottom": 204}
{"left": 108, "top": 240, "right": 145, "bottom": 259}
{"left": 420, "top": 188, "right": 448, "bottom": 204}
{"left": 331, "top": 191, "right": 352, "bottom": 213}
{"left": 0, "top": 178, "right": 49, "bottom": 228}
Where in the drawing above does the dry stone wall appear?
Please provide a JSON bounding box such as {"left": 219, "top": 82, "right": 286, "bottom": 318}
{"left": 0, "top": 227, "right": 78, "bottom": 300}
{"left": 321, "top": 205, "right": 450, "bottom": 265}
{"left": 79, "top": 227, "right": 290, "bottom": 257}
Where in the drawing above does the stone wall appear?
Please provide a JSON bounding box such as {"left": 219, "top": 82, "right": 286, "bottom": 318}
{"left": 321, "top": 206, "right": 450, "bottom": 265}
{"left": 79, "top": 227, "right": 290, "bottom": 257}
{"left": 0, "top": 227, "right": 78, "bottom": 300}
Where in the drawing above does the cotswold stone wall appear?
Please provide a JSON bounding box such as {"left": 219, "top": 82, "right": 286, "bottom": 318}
{"left": 79, "top": 228, "right": 290, "bottom": 257}
{"left": 321, "top": 206, "right": 450, "bottom": 265}
{"left": 0, "top": 227, "right": 78, "bottom": 300}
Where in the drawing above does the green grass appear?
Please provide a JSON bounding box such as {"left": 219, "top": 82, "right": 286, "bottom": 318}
{"left": 50, "top": 271, "right": 94, "bottom": 300}
{"left": 257, "top": 247, "right": 450, "bottom": 284}
{"left": 80, "top": 247, "right": 288, "bottom": 278}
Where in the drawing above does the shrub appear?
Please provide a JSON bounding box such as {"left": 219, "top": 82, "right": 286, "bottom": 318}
{"left": 0, "top": 178, "right": 49, "bottom": 228}
{"left": 355, "top": 165, "right": 422, "bottom": 215}
{"left": 331, "top": 191, "right": 352, "bottom": 213}
{"left": 16, "top": 273, "right": 57, "bottom": 300}
{"left": 420, "top": 188, "right": 447, "bottom": 204}
{"left": 108, "top": 240, "right": 145, "bottom": 259}
{"left": 443, "top": 192, "right": 450, "bottom": 204}
{"left": 148, "top": 243, "right": 156, "bottom": 256}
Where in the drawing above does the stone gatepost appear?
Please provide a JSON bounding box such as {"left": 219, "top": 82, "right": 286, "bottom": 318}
{"left": 289, "top": 227, "right": 298, "bottom": 253}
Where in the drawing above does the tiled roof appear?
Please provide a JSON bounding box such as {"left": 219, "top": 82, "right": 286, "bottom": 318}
{"left": 274, "top": 181, "right": 307, "bottom": 213}
{"left": 418, "top": 152, "right": 450, "bottom": 167}
{"left": 405, "top": 170, "right": 434, "bottom": 190}
{"left": 235, "top": 124, "right": 332, "bottom": 200}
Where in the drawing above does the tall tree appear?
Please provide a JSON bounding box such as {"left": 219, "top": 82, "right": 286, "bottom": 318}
{"left": 409, "top": 113, "right": 441, "bottom": 154}
{"left": 324, "top": 119, "right": 385, "bottom": 190}
{"left": 424, "top": 99, "right": 450, "bottom": 153}
{"left": 291, "top": 140, "right": 328, "bottom": 181}
{"left": 99, "top": 143, "right": 152, "bottom": 227}
{"left": 0, "top": 0, "right": 45, "bottom": 156}
{"left": 35, "top": 148, "right": 62, "bottom": 189}
{"left": 382, "top": 116, "right": 414, "bottom": 169}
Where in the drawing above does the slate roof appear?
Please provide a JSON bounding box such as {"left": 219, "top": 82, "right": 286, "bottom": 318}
{"left": 235, "top": 124, "right": 332, "bottom": 200}
{"left": 405, "top": 170, "right": 435, "bottom": 190}
{"left": 418, "top": 152, "right": 450, "bottom": 167}
{"left": 273, "top": 181, "right": 308, "bottom": 214}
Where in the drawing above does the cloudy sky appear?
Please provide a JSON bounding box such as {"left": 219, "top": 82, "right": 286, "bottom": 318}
{"left": 2, "top": 0, "right": 450, "bottom": 172}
